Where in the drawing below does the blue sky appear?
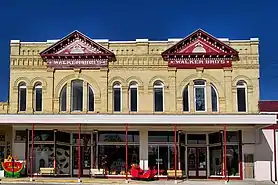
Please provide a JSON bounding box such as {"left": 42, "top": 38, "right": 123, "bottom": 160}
{"left": 0, "top": 0, "right": 277, "bottom": 101}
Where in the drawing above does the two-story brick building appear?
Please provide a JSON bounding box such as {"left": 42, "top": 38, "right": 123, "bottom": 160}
{"left": 0, "top": 29, "right": 276, "bottom": 181}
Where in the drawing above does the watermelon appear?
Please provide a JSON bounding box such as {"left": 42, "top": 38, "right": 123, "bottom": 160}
{"left": 1, "top": 161, "right": 24, "bottom": 178}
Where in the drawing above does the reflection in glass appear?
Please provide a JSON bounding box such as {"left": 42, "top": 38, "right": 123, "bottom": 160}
{"left": 209, "top": 146, "right": 222, "bottom": 176}
{"left": 56, "top": 145, "right": 70, "bottom": 174}
{"left": 71, "top": 80, "right": 83, "bottom": 111}
{"left": 98, "top": 145, "right": 139, "bottom": 175}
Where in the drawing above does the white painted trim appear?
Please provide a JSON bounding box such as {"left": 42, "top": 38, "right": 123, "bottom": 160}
{"left": 0, "top": 114, "right": 275, "bottom": 125}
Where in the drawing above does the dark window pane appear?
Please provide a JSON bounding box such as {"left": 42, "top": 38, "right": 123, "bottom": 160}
{"left": 88, "top": 86, "right": 94, "bottom": 111}
{"left": 209, "top": 132, "right": 222, "bottom": 144}
{"left": 211, "top": 86, "right": 218, "bottom": 112}
{"left": 209, "top": 146, "right": 222, "bottom": 176}
{"left": 226, "top": 131, "right": 240, "bottom": 143}
{"left": 154, "top": 87, "right": 163, "bottom": 112}
{"left": 148, "top": 131, "right": 176, "bottom": 142}
{"left": 35, "top": 87, "right": 42, "bottom": 111}
{"left": 71, "top": 80, "right": 83, "bottom": 111}
{"left": 19, "top": 88, "right": 26, "bottom": 111}
{"left": 56, "top": 131, "right": 70, "bottom": 143}
{"left": 60, "top": 85, "right": 67, "bottom": 111}
{"left": 226, "top": 145, "right": 239, "bottom": 176}
{"left": 98, "top": 131, "right": 139, "bottom": 142}
{"left": 130, "top": 88, "right": 137, "bottom": 112}
{"left": 237, "top": 88, "right": 246, "bottom": 112}
{"left": 29, "top": 130, "right": 54, "bottom": 141}
{"left": 183, "top": 87, "right": 189, "bottom": 111}
{"left": 113, "top": 88, "right": 121, "bottom": 112}
{"left": 187, "top": 134, "right": 206, "bottom": 144}
{"left": 195, "top": 87, "right": 205, "bottom": 111}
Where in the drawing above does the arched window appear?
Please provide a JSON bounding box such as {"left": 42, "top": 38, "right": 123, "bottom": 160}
{"left": 113, "top": 82, "right": 122, "bottom": 112}
{"left": 18, "top": 82, "right": 27, "bottom": 112}
{"left": 71, "top": 80, "right": 83, "bottom": 111}
{"left": 34, "top": 82, "right": 42, "bottom": 111}
{"left": 237, "top": 80, "right": 247, "bottom": 112}
{"left": 154, "top": 80, "right": 164, "bottom": 112}
{"left": 129, "top": 81, "right": 138, "bottom": 112}
{"left": 211, "top": 84, "right": 218, "bottom": 112}
{"left": 59, "top": 84, "right": 67, "bottom": 112}
{"left": 194, "top": 80, "right": 206, "bottom": 112}
{"left": 183, "top": 85, "right": 189, "bottom": 112}
{"left": 88, "top": 85, "right": 94, "bottom": 112}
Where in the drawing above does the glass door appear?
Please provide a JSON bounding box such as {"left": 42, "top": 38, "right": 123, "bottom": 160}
{"left": 148, "top": 145, "right": 159, "bottom": 173}
{"left": 187, "top": 147, "right": 207, "bottom": 178}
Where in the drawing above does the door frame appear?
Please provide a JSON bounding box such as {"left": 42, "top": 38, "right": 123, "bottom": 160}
{"left": 187, "top": 146, "right": 207, "bottom": 179}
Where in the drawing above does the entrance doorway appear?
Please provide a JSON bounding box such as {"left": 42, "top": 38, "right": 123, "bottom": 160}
{"left": 187, "top": 147, "right": 207, "bottom": 178}
{"left": 148, "top": 145, "right": 175, "bottom": 176}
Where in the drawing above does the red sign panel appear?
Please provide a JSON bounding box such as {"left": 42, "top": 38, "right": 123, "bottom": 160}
{"left": 168, "top": 59, "right": 232, "bottom": 69}
{"left": 47, "top": 59, "right": 108, "bottom": 69}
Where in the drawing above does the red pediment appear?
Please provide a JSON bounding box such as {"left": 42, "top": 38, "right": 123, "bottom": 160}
{"left": 162, "top": 29, "right": 239, "bottom": 60}
{"left": 40, "top": 30, "right": 115, "bottom": 59}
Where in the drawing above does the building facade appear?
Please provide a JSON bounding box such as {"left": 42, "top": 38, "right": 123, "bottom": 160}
{"left": 0, "top": 29, "right": 276, "bottom": 181}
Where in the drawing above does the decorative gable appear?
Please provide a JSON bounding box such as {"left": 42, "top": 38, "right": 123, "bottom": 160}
{"left": 40, "top": 30, "right": 115, "bottom": 69}
{"left": 162, "top": 29, "right": 239, "bottom": 69}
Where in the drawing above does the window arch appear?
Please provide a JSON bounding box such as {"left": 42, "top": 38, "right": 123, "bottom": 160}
{"left": 154, "top": 80, "right": 164, "bottom": 112}
{"left": 211, "top": 84, "right": 219, "bottom": 112}
{"left": 129, "top": 81, "right": 138, "bottom": 112}
{"left": 59, "top": 84, "right": 67, "bottom": 112}
{"left": 113, "top": 82, "right": 122, "bottom": 112}
{"left": 194, "top": 80, "right": 206, "bottom": 112}
{"left": 236, "top": 80, "right": 247, "bottom": 112}
{"left": 18, "top": 82, "right": 27, "bottom": 112}
{"left": 71, "top": 79, "right": 83, "bottom": 111}
{"left": 183, "top": 85, "right": 189, "bottom": 112}
{"left": 88, "top": 85, "right": 94, "bottom": 112}
{"left": 33, "top": 82, "right": 42, "bottom": 111}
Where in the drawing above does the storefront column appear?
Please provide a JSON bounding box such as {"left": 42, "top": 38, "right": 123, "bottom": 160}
{"left": 174, "top": 124, "right": 177, "bottom": 184}
{"left": 223, "top": 124, "right": 227, "bottom": 183}
{"left": 125, "top": 124, "right": 128, "bottom": 183}
{"left": 274, "top": 127, "right": 277, "bottom": 184}
{"left": 30, "top": 124, "right": 34, "bottom": 182}
{"left": 78, "top": 124, "right": 81, "bottom": 183}
{"left": 53, "top": 129, "right": 57, "bottom": 174}
{"left": 139, "top": 128, "right": 148, "bottom": 170}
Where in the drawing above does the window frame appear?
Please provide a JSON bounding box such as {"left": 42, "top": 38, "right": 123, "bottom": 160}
{"left": 153, "top": 81, "right": 164, "bottom": 112}
{"left": 33, "top": 82, "right": 43, "bottom": 112}
{"left": 182, "top": 85, "right": 190, "bottom": 112}
{"left": 211, "top": 84, "right": 219, "bottom": 112}
{"left": 194, "top": 80, "right": 207, "bottom": 112}
{"left": 88, "top": 85, "right": 95, "bottom": 112}
{"left": 18, "top": 82, "right": 27, "bottom": 112}
{"left": 129, "top": 82, "right": 138, "bottom": 112}
{"left": 236, "top": 80, "right": 248, "bottom": 112}
{"left": 71, "top": 79, "right": 84, "bottom": 112}
{"left": 113, "top": 82, "right": 122, "bottom": 112}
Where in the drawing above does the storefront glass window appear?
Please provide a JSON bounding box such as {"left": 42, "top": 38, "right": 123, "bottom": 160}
{"left": 98, "top": 131, "right": 139, "bottom": 143}
{"left": 98, "top": 145, "right": 139, "bottom": 175}
{"left": 148, "top": 131, "right": 176, "bottom": 143}
{"left": 29, "top": 130, "right": 54, "bottom": 142}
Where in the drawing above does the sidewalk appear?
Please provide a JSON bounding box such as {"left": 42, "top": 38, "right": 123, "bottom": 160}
{"left": 0, "top": 177, "right": 274, "bottom": 185}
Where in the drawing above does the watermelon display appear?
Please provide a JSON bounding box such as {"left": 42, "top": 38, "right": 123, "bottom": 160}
{"left": 1, "top": 156, "right": 24, "bottom": 178}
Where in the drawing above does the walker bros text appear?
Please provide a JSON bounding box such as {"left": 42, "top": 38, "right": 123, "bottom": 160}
{"left": 168, "top": 59, "right": 232, "bottom": 69}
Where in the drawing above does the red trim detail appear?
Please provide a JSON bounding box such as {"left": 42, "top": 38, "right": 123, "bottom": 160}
{"left": 78, "top": 123, "right": 81, "bottom": 179}
{"left": 40, "top": 30, "right": 115, "bottom": 58}
{"left": 274, "top": 128, "right": 277, "bottom": 182}
{"left": 30, "top": 124, "right": 34, "bottom": 179}
{"left": 223, "top": 125, "right": 227, "bottom": 181}
{"left": 174, "top": 124, "right": 177, "bottom": 180}
{"left": 125, "top": 124, "right": 128, "bottom": 181}
{"left": 161, "top": 29, "right": 239, "bottom": 60}
{"left": 259, "top": 100, "right": 278, "bottom": 112}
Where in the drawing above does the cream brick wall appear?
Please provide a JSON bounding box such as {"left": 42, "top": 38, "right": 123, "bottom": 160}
{"left": 6, "top": 37, "right": 260, "bottom": 114}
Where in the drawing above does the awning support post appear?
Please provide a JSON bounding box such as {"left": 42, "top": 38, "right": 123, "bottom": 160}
{"left": 174, "top": 124, "right": 177, "bottom": 184}
{"left": 30, "top": 124, "right": 34, "bottom": 182}
{"left": 125, "top": 124, "right": 129, "bottom": 183}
